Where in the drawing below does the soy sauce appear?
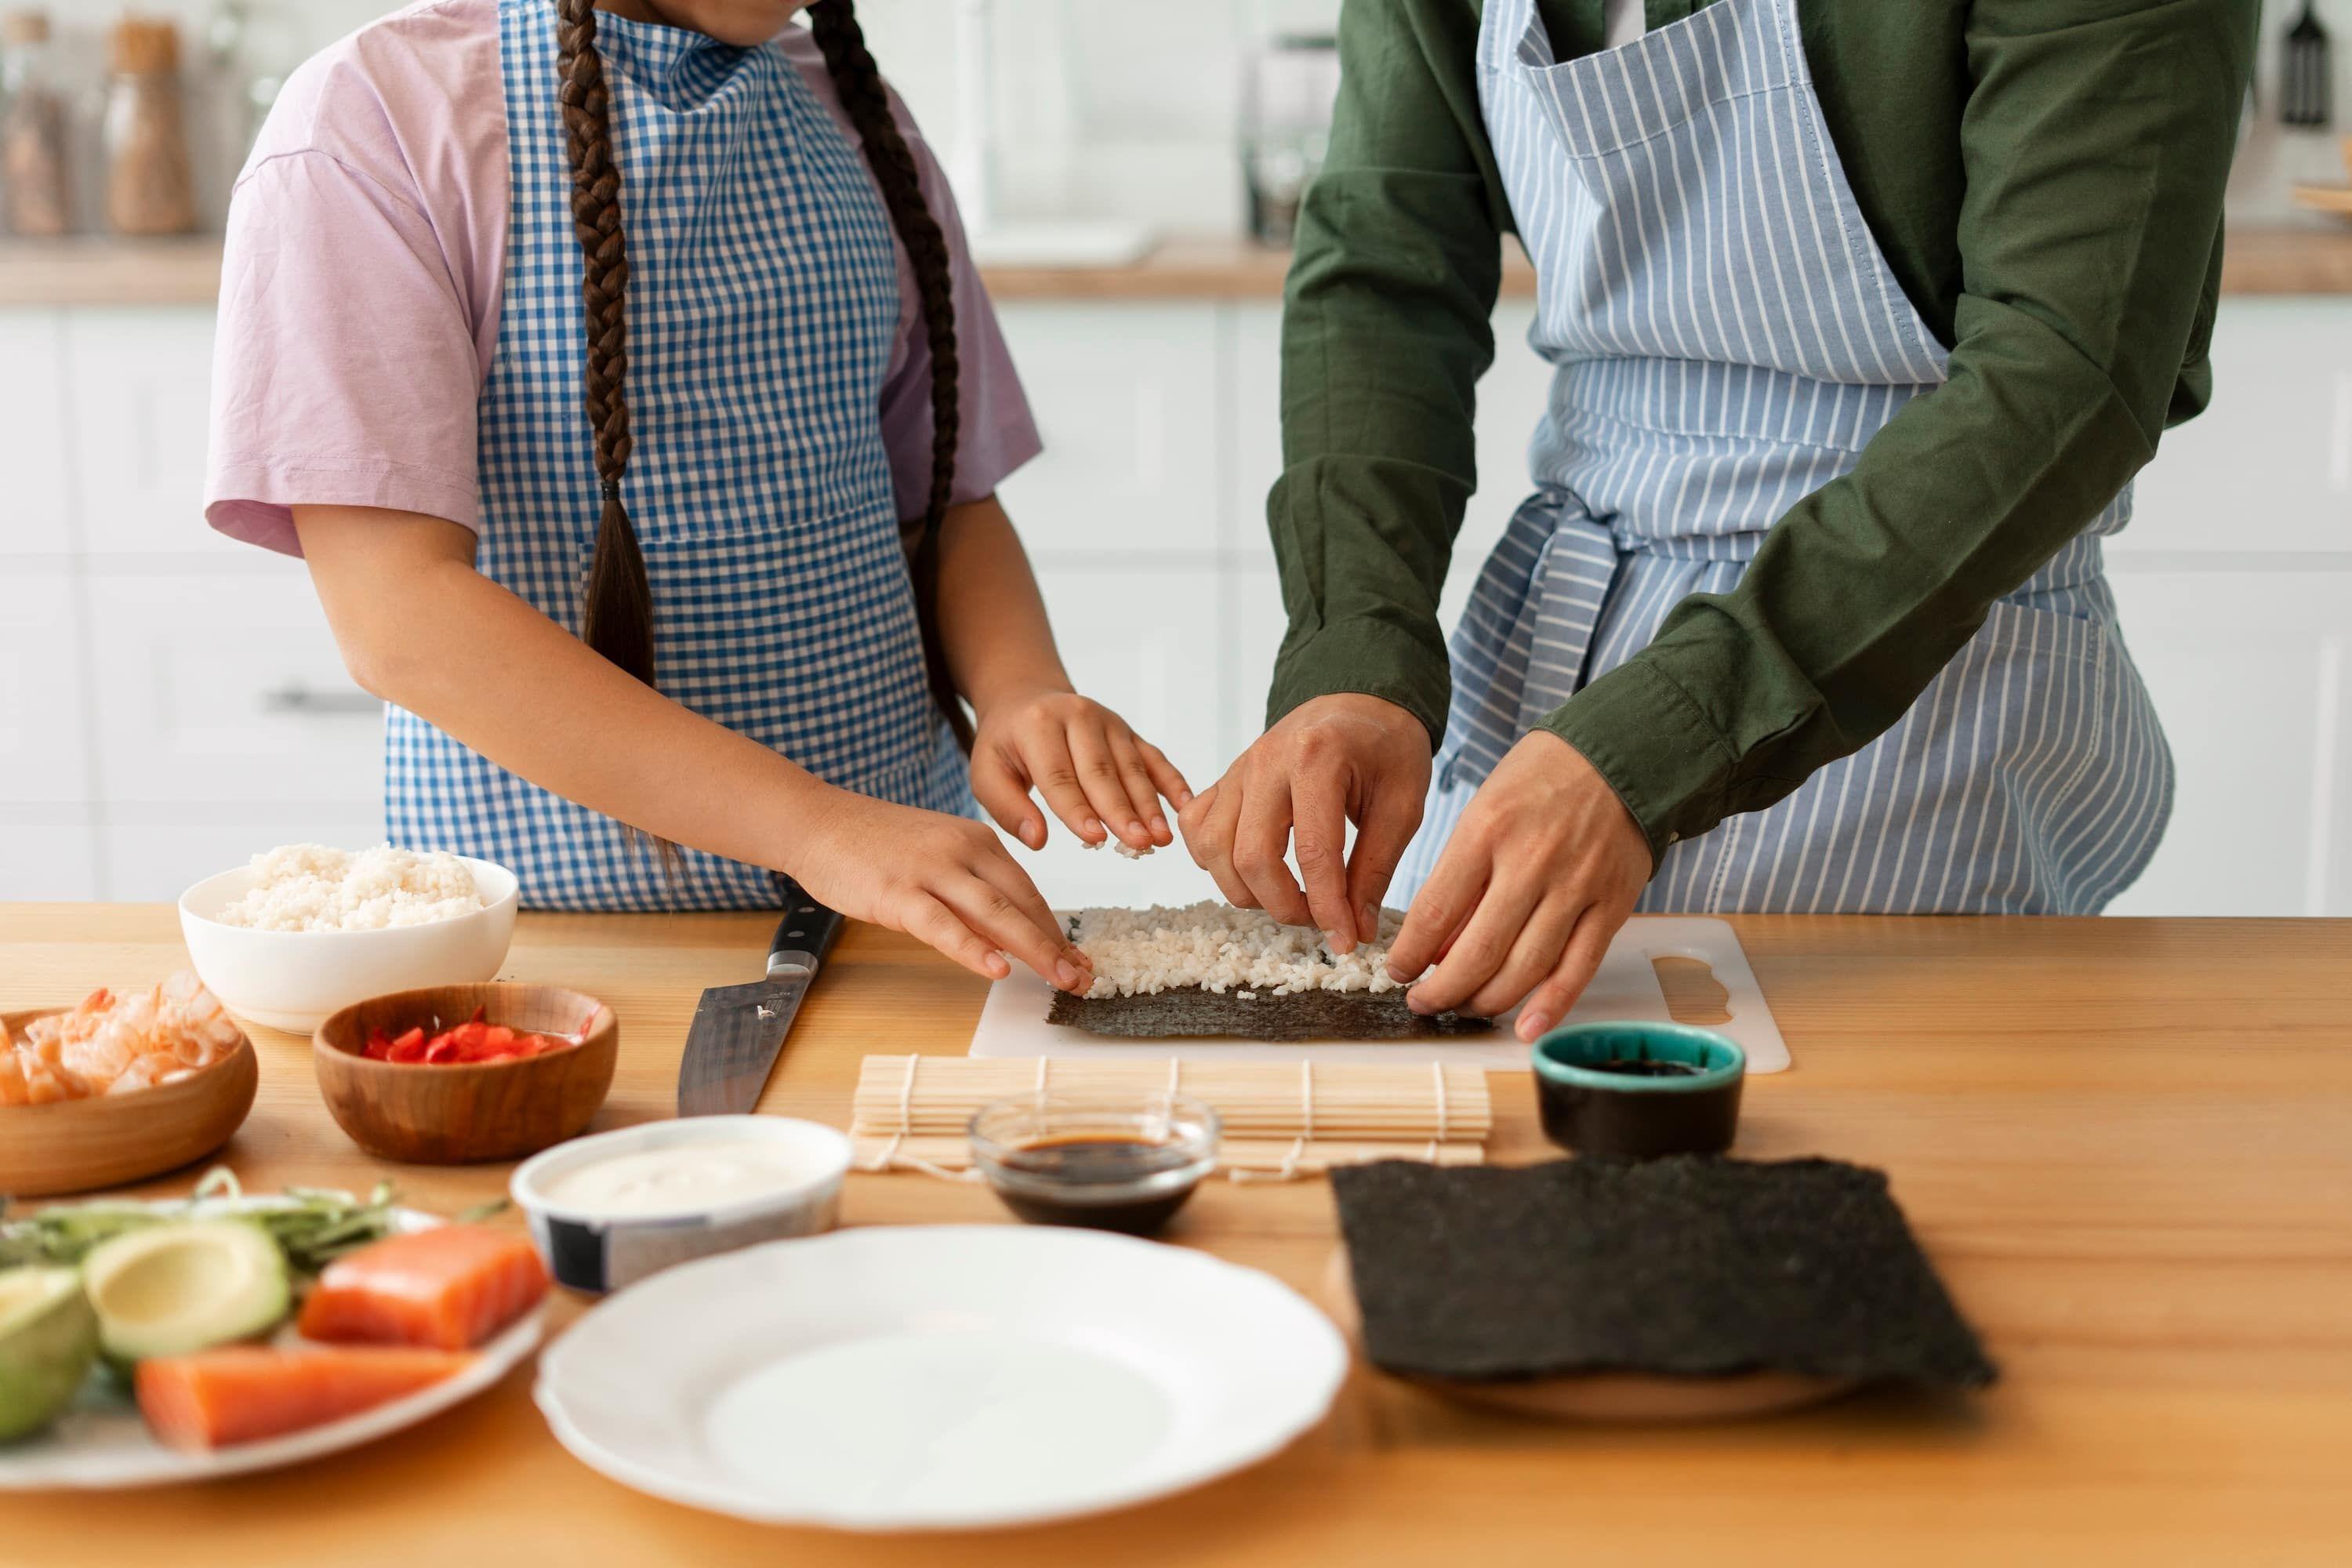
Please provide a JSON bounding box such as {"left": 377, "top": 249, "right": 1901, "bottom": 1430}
{"left": 989, "top": 1135, "right": 1203, "bottom": 1236}
{"left": 1593, "top": 1057, "right": 1708, "bottom": 1078}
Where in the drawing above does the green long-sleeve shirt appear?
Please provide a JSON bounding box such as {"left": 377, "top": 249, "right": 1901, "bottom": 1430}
{"left": 1267, "top": 0, "right": 2257, "bottom": 866}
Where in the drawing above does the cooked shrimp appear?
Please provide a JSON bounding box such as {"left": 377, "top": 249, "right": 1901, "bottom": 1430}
{"left": 0, "top": 972, "right": 237, "bottom": 1104}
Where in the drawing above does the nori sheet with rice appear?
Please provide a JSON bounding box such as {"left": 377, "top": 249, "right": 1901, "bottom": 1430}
{"left": 1331, "top": 1156, "right": 1997, "bottom": 1388}
{"left": 1047, "top": 986, "right": 1492, "bottom": 1041}
{"left": 1048, "top": 907, "right": 1494, "bottom": 1042}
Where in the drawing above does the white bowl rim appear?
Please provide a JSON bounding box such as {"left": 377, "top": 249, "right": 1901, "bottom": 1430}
{"left": 176, "top": 852, "right": 521, "bottom": 937}
{"left": 510, "top": 1115, "right": 852, "bottom": 1229}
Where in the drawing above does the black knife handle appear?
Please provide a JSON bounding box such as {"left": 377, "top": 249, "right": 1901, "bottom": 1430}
{"left": 768, "top": 877, "right": 844, "bottom": 977}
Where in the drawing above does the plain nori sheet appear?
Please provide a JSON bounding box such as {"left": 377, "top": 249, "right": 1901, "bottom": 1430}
{"left": 1047, "top": 986, "right": 1492, "bottom": 1041}
{"left": 1331, "top": 1156, "right": 1997, "bottom": 1388}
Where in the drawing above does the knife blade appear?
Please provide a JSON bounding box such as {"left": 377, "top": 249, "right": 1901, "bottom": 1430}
{"left": 676, "top": 878, "right": 845, "bottom": 1117}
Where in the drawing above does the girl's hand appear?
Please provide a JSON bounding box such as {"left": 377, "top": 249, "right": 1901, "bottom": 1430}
{"left": 971, "top": 687, "right": 1194, "bottom": 855}
{"left": 1385, "top": 730, "right": 1652, "bottom": 1040}
{"left": 786, "top": 784, "right": 1094, "bottom": 993}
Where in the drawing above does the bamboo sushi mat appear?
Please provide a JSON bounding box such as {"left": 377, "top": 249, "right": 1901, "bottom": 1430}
{"left": 850, "top": 1054, "right": 1490, "bottom": 1180}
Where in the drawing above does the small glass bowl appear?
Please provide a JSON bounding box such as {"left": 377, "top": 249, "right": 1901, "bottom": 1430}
{"left": 968, "top": 1091, "right": 1221, "bottom": 1236}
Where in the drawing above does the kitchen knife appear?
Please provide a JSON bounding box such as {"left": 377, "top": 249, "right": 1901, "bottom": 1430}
{"left": 676, "top": 879, "right": 845, "bottom": 1117}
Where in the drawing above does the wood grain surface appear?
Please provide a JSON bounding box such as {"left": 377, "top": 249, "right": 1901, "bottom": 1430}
{"left": 6, "top": 227, "right": 2350, "bottom": 308}
{"left": 3, "top": 905, "right": 2350, "bottom": 1566}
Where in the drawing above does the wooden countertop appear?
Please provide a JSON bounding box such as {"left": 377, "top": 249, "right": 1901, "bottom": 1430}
{"left": 5, "top": 906, "right": 2351, "bottom": 1566}
{"left": 4, "top": 225, "right": 2348, "bottom": 307}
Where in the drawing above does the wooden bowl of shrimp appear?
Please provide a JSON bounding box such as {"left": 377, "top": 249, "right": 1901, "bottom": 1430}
{"left": 0, "top": 974, "right": 260, "bottom": 1197}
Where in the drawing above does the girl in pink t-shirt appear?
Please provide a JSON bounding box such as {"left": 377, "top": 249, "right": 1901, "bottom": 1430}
{"left": 209, "top": 0, "right": 1184, "bottom": 991}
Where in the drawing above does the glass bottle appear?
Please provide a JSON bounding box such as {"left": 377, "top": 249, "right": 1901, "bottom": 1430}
{"left": 1, "top": 9, "right": 72, "bottom": 237}
{"left": 103, "top": 16, "right": 197, "bottom": 237}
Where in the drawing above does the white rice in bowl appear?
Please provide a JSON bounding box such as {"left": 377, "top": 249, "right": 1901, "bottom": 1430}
{"left": 1073, "top": 901, "right": 1414, "bottom": 999}
{"left": 210, "top": 844, "right": 486, "bottom": 932}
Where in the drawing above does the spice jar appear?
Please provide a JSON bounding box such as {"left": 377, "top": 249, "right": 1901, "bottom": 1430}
{"left": 103, "top": 15, "right": 197, "bottom": 237}
{"left": 1, "top": 9, "right": 71, "bottom": 237}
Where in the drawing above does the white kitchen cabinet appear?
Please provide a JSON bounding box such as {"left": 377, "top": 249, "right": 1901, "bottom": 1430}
{"left": 61, "top": 308, "right": 235, "bottom": 560}
{"left": 2120, "top": 299, "right": 2352, "bottom": 557}
{"left": 2107, "top": 566, "right": 2352, "bottom": 916}
{"left": 0, "top": 310, "right": 72, "bottom": 557}
{"left": 0, "top": 822, "right": 100, "bottom": 900}
{"left": 994, "top": 303, "right": 1225, "bottom": 557}
{"left": 83, "top": 572, "right": 380, "bottom": 809}
{"left": 0, "top": 570, "right": 93, "bottom": 807}
{"left": 100, "top": 815, "right": 386, "bottom": 905}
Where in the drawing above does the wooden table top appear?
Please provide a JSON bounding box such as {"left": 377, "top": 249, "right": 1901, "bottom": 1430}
{"left": 2, "top": 224, "right": 2347, "bottom": 308}
{"left": 4, "top": 906, "right": 2350, "bottom": 1566}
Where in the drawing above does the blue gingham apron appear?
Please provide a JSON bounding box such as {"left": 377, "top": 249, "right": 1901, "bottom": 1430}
{"left": 385, "top": 2, "right": 968, "bottom": 910}
{"left": 1396, "top": 0, "right": 2172, "bottom": 914}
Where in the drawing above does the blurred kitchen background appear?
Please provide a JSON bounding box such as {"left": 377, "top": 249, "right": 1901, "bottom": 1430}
{"left": 2, "top": 0, "right": 2350, "bottom": 914}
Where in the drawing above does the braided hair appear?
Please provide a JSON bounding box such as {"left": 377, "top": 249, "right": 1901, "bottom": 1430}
{"left": 553, "top": 0, "right": 969, "bottom": 744}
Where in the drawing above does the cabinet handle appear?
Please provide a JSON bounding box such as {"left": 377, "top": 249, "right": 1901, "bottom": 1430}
{"left": 260, "top": 684, "right": 379, "bottom": 717}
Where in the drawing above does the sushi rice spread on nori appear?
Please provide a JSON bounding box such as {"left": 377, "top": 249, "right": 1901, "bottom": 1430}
{"left": 1047, "top": 902, "right": 1492, "bottom": 1041}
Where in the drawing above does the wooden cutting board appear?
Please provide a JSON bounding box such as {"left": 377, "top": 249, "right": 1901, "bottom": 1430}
{"left": 970, "top": 916, "right": 1790, "bottom": 1072}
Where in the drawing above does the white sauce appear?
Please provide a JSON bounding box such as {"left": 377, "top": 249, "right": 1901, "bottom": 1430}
{"left": 543, "top": 1139, "right": 824, "bottom": 1218}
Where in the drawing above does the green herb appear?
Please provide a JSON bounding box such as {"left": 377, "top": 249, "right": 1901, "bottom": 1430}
{"left": 0, "top": 1167, "right": 409, "bottom": 1278}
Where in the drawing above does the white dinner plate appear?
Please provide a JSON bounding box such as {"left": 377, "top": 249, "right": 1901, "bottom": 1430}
{"left": 535, "top": 1225, "right": 1347, "bottom": 1531}
{"left": 0, "top": 1202, "right": 546, "bottom": 1490}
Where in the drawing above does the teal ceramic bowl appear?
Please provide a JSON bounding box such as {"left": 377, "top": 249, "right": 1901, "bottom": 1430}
{"left": 1531, "top": 1022, "right": 1746, "bottom": 1160}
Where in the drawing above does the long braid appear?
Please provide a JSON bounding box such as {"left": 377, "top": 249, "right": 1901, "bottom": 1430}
{"left": 806, "top": 0, "right": 972, "bottom": 748}
{"left": 553, "top": 0, "right": 655, "bottom": 690}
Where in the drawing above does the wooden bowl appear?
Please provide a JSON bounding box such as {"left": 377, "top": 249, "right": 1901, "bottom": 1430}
{"left": 313, "top": 984, "right": 617, "bottom": 1165}
{"left": 0, "top": 1010, "right": 259, "bottom": 1198}
{"left": 1319, "top": 1247, "right": 1853, "bottom": 1422}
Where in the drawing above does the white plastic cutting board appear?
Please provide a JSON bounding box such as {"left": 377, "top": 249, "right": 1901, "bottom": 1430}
{"left": 971, "top": 916, "right": 1788, "bottom": 1073}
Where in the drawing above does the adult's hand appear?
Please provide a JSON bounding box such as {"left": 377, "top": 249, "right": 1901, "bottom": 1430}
{"left": 1386, "top": 729, "right": 1650, "bottom": 1040}
{"left": 1177, "top": 693, "right": 1432, "bottom": 952}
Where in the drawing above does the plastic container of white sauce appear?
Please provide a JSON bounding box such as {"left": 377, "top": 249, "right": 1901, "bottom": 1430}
{"left": 510, "top": 1116, "right": 849, "bottom": 1294}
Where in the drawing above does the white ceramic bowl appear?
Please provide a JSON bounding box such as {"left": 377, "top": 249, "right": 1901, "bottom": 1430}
{"left": 510, "top": 1116, "right": 851, "bottom": 1294}
{"left": 176, "top": 855, "right": 520, "bottom": 1033}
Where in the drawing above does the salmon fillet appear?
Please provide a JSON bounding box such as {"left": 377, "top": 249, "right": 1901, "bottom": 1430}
{"left": 136, "top": 1345, "right": 476, "bottom": 1450}
{"left": 296, "top": 1225, "right": 550, "bottom": 1351}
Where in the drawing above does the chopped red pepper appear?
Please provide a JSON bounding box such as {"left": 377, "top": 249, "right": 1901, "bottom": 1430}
{"left": 361, "top": 1015, "right": 577, "bottom": 1066}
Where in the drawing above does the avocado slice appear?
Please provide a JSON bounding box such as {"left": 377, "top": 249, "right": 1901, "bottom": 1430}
{"left": 0, "top": 1266, "right": 99, "bottom": 1442}
{"left": 82, "top": 1221, "right": 290, "bottom": 1366}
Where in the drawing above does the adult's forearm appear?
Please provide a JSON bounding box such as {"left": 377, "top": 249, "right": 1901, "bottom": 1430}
{"left": 1263, "top": 0, "right": 1512, "bottom": 743}
{"left": 292, "top": 506, "right": 829, "bottom": 873}
{"left": 1542, "top": 310, "right": 2159, "bottom": 862}
{"left": 1539, "top": 0, "right": 2252, "bottom": 864}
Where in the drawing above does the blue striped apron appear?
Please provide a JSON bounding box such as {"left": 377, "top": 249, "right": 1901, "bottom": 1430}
{"left": 384, "top": 2, "right": 969, "bottom": 910}
{"left": 1396, "top": 0, "right": 2172, "bottom": 915}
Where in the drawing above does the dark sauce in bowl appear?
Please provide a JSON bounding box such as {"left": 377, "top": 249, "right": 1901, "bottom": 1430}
{"left": 969, "top": 1095, "right": 1221, "bottom": 1239}
{"left": 991, "top": 1135, "right": 1203, "bottom": 1235}
{"left": 1593, "top": 1058, "right": 1708, "bottom": 1078}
